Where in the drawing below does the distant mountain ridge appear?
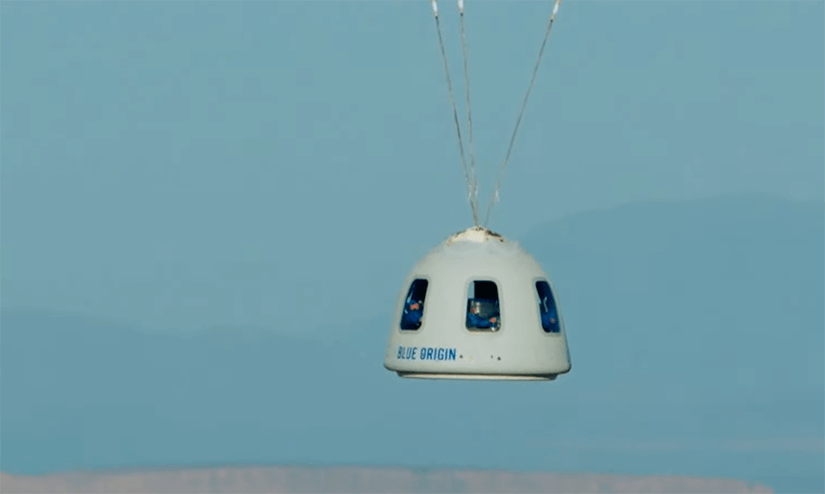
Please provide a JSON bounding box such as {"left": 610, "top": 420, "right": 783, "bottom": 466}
{"left": 520, "top": 194, "right": 824, "bottom": 401}
{"left": 2, "top": 195, "right": 822, "bottom": 494}
{"left": 0, "top": 465, "right": 775, "bottom": 493}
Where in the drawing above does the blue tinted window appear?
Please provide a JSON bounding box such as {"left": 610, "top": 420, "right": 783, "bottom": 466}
{"left": 466, "top": 280, "right": 501, "bottom": 331}
{"left": 400, "top": 279, "right": 428, "bottom": 330}
{"left": 536, "top": 281, "right": 560, "bottom": 333}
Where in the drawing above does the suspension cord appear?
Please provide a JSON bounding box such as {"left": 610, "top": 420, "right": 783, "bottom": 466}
{"left": 483, "top": 0, "right": 562, "bottom": 227}
{"left": 431, "top": 0, "right": 480, "bottom": 226}
{"left": 458, "top": 0, "right": 479, "bottom": 224}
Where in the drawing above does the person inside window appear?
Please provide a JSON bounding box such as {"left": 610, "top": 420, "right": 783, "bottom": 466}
{"left": 401, "top": 299, "right": 424, "bottom": 329}
{"left": 540, "top": 296, "right": 559, "bottom": 332}
{"left": 535, "top": 281, "right": 560, "bottom": 333}
{"left": 466, "top": 300, "right": 500, "bottom": 329}
{"left": 400, "top": 279, "right": 428, "bottom": 330}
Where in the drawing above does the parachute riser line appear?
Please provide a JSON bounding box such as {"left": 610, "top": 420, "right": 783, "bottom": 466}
{"left": 458, "top": 0, "right": 480, "bottom": 224}
{"left": 431, "top": 0, "right": 480, "bottom": 226}
{"left": 483, "top": 0, "right": 562, "bottom": 227}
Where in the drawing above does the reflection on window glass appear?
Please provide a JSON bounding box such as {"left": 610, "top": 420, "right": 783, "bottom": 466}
{"left": 400, "top": 279, "right": 428, "bottom": 330}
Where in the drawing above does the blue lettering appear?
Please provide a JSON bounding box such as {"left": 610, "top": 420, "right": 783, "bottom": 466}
{"left": 402, "top": 346, "right": 458, "bottom": 362}
{"left": 397, "top": 346, "right": 418, "bottom": 360}
{"left": 410, "top": 347, "right": 458, "bottom": 361}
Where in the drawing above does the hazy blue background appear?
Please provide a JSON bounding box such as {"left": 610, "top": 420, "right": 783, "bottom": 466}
{"left": 1, "top": 1, "right": 823, "bottom": 494}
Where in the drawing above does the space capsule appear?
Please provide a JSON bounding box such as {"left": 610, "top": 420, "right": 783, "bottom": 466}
{"left": 383, "top": 226, "right": 571, "bottom": 381}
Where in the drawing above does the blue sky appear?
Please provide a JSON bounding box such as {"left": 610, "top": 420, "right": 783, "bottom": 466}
{"left": 1, "top": 3, "right": 823, "bottom": 492}
{"left": 1, "top": 0, "right": 822, "bottom": 333}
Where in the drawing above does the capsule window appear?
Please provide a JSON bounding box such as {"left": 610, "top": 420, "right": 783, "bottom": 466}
{"left": 400, "top": 279, "right": 428, "bottom": 330}
{"left": 536, "top": 280, "right": 560, "bottom": 333}
{"left": 466, "top": 280, "right": 501, "bottom": 331}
